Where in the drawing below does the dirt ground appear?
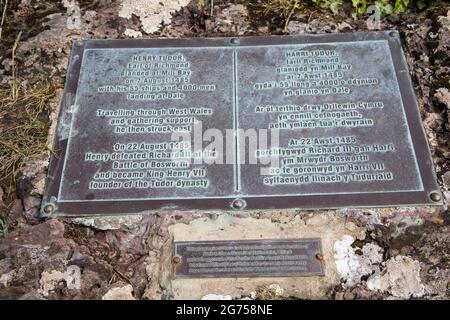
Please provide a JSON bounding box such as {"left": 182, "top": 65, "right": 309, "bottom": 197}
{"left": 0, "top": 0, "right": 449, "bottom": 300}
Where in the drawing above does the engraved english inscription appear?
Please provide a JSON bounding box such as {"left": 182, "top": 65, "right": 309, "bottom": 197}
{"left": 59, "top": 48, "right": 235, "bottom": 201}
{"left": 174, "top": 239, "right": 324, "bottom": 278}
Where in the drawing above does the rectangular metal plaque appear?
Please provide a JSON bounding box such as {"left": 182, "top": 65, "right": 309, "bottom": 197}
{"left": 173, "top": 239, "right": 324, "bottom": 278}
{"left": 42, "top": 31, "right": 442, "bottom": 216}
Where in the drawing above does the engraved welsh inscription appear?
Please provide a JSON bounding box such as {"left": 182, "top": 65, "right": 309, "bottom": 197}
{"left": 174, "top": 239, "right": 324, "bottom": 278}
{"left": 238, "top": 40, "right": 422, "bottom": 196}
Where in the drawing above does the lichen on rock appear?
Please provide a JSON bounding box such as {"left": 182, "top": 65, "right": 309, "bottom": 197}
{"left": 367, "top": 256, "right": 425, "bottom": 299}
{"left": 334, "top": 235, "right": 384, "bottom": 288}
{"left": 102, "top": 284, "right": 135, "bottom": 300}
{"left": 71, "top": 215, "right": 144, "bottom": 231}
{"left": 119, "top": 0, "right": 191, "bottom": 34}
{"left": 39, "top": 266, "right": 81, "bottom": 297}
{"left": 201, "top": 294, "right": 232, "bottom": 300}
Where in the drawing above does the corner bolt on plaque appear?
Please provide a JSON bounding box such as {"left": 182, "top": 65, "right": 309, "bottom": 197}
{"left": 41, "top": 31, "right": 442, "bottom": 216}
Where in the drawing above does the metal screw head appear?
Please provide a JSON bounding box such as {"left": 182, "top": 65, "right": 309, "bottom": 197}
{"left": 430, "top": 192, "right": 442, "bottom": 202}
{"left": 315, "top": 253, "right": 324, "bottom": 261}
{"left": 172, "top": 256, "right": 181, "bottom": 264}
{"left": 230, "top": 38, "right": 239, "bottom": 45}
{"left": 389, "top": 31, "right": 398, "bottom": 38}
{"left": 43, "top": 204, "right": 55, "bottom": 214}
{"left": 232, "top": 199, "right": 245, "bottom": 209}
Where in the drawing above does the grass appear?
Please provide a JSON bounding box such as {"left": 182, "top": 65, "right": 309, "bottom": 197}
{"left": 0, "top": 0, "right": 8, "bottom": 41}
{"left": 0, "top": 26, "right": 56, "bottom": 189}
{"left": 249, "top": 0, "right": 306, "bottom": 30}
{"left": 0, "top": 81, "right": 56, "bottom": 188}
{"left": 0, "top": 217, "right": 8, "bottom": 237}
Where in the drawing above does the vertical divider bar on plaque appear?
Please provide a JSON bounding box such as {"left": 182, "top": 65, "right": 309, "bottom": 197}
{"left": 232, "top": 49, "right": 241, "bottom": 193}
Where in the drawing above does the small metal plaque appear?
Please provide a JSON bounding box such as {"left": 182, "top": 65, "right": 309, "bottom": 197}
{"left": 173, "top": 239, "right": 324, "bottom": 278}
{"left": 42, "top": 31, "right": 442, "bottom": 216}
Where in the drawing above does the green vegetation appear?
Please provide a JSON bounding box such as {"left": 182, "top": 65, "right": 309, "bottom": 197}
{"left": 313, "top": 0, "right": 343, "bottom": 14}
{"left": 351, "top": 0, "right": 429, "bottom": 16}
{"left": 0, "top": 217, "right": 8, "bottom": 238}
{"left": 249, "top": 0, "right": 436, "bottom": 26}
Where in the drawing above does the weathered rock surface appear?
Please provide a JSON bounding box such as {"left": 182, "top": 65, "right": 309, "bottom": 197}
{"left": 367, "top": 256, "right": 425, "bottom": 298}
{"left": 169, "top": 212, "right": 365, "bottom": 299}
{"left": 102, "top": 283, "right": 135, "bottom": 300}
{"left": 119, "top": 0, "right": 190, "bottom": 34}
{"left": 71, "top": 215, "right": 144, "bottom": 231}
{"left": 0, "top": 1, "right": 448, "bottom": 301}
{"left": 334, "top": 236, "right": 384, "bottom": 288}
{"left": 204, "top": 4, "right": 250, "bottom": 35}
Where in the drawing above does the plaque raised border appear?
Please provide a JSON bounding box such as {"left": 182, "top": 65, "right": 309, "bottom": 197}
{"left": 41, "top": 31, "right": 442, "bottom": 216}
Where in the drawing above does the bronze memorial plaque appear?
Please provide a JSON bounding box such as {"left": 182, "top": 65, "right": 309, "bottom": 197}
{"left": 41, "top": 31, "right": 442, "bottom": 216}
{"left": 173, "top": 239, "right": 324, "bottom": 278}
